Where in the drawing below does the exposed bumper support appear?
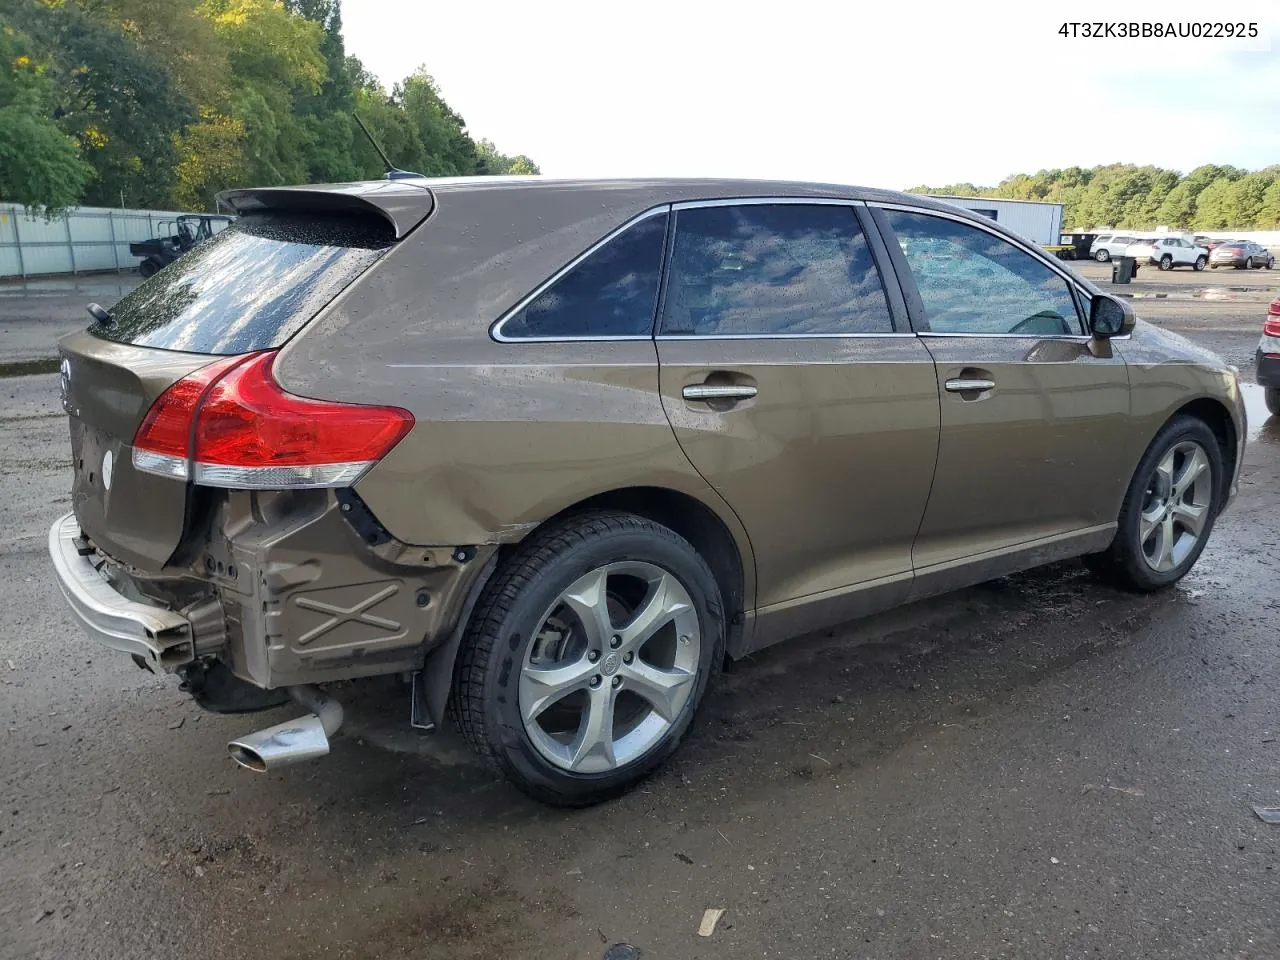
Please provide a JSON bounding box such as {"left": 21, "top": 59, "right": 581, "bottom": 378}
{"left": 48, "top": 513, "right": 195, "bottom": 674}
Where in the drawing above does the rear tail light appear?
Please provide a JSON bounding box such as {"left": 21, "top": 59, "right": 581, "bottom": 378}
{"left": 131, "top": 354, "right": 255, "bottom": 480}
{"left": 132, "top": 352, "right": 414, "bottom": 489}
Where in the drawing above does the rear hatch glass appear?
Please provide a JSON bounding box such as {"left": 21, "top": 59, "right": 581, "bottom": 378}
{"left": 93, "top": 211, "right": 395, "bottom": 355}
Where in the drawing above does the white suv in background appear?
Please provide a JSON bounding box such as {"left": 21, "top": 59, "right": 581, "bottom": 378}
{"left": 1090, "top": 235, "right": 1139, "bottom": 262}
{"left": 1128, "top": 236, "right": 1209, "bottom": 271}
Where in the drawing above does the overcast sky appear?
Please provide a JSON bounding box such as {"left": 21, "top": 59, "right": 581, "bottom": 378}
{"left": 343, "top": 0, "right": 1278, "bottom": 188}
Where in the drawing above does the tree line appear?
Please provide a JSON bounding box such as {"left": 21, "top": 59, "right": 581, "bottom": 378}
{"left": 0, "top": 0, "right": 538, "bottom": 214}
{"left": 910, "top": 163, "right": 1280, "bottom": 232}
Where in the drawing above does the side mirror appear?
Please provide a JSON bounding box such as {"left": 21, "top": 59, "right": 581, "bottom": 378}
{"left": 1089, "top": 294, "right": 1135, "bottom": 338}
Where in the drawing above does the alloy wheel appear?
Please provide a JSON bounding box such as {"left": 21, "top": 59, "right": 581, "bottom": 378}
{"left": 519, "top": 562, "right": 701, "bottom": 774}
{"left": 1139, "top": 440, "right": 1213, "bottom": 573}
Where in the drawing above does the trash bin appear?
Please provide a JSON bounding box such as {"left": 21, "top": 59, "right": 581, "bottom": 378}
{"left": 1112, "top": 256, "right": 1135, "bottom": 284}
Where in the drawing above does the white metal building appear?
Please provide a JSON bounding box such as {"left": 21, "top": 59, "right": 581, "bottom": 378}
{"left": 918, "top": 196, "right": 1065, "bottom": 246}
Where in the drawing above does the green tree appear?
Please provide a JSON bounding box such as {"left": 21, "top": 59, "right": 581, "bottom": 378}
{"left": 7, "top": 0, "right": 193, "bottom": 207}
{"left": 0, "top": 25, "right": 92, "bottom": 212}
{"left": 1222, "top": 168, "right": 1277, "bottom": 228}
{"left": 196, "top": 0, "right": 325, "bottom": 192}
{"left": 476, "top": 138, "right": 541, "bottom": 176}
{"left": 0, "top": 0, "right": 537, "bottom": 210}
{"left": 1258, "top": 179, "right": 1280, "bottom": 229}
{"left": 1192, "top": 178, "right": 1234, "bottom": 230}
{"left": 287, "top": 0, "right": 363, "bottom": 183}
{"left": 399, "top": 68, "right": 480, "bottom": 176}
{"left": 1155, "top": 181, "right": 1197, "bottom": 228}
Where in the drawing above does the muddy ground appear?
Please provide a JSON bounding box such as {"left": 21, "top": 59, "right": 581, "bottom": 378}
{"left": 2, "top": 270, "right": 1279, "bottom": 960}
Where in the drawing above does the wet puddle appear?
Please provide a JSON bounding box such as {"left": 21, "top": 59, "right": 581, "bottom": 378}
{"left": 1241, "top": 382, "right": 1278, "bottom": 443}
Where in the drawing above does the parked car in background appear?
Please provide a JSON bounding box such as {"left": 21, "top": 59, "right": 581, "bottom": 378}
{"left": 49, "top": 177, "right": 1245, "bottom": 806}
{"left": 1258, "top": 297, "right": 1280, "bottom": 416}
{"left": 1209, "top": 240, "right": 1274, "bottom": 270}
{"left": 1090, "top": 234, "right": 1138, "bottom": 261}
{"left": 1127, "top": 236, "right": 1209, "bottom": 271}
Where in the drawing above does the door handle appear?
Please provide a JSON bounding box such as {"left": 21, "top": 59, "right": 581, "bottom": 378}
{"left": 682, "top": 384, "right": 758, "bottom": 402}
{"left": 944, "top": 378, "right": 996, "bottom": 393}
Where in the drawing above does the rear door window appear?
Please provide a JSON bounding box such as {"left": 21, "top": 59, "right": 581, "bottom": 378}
{"left": 95, "top": 212, "right": 395, "bottom": 355}
{"left": 660, "top": 203, "right": 893, "bottom": 337}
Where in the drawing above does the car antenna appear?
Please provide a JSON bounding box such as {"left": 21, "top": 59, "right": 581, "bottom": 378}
{"left": 353, "top": 112, "right": 425, "bottom": 181}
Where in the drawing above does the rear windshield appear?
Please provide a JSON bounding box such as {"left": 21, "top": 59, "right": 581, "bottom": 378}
{"left": 94, "top": 212, "right": 395, "bottom": 354}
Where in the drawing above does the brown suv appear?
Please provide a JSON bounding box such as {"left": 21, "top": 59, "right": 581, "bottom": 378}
{"left": 50, "top": 178, "right": 1245, "bottom": 806}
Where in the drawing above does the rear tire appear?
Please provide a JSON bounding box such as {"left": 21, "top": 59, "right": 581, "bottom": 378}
{"left": 138, "top": 259, "right": 159, "bottom": 278}
{"left": 1159, "top": 255, "right": 1173, "bottom": 271}
{"left": 1095, "top": 250, "right": 1110, "bottom": 262}
{"left": 1266, "top": 388, "right": 1280, "bottom": 417}
{"left": 450, "top": 510, "right": 724, "bottom": 807}
{"left": 1085, "top": 416, "right": 1223, "bottom": 592}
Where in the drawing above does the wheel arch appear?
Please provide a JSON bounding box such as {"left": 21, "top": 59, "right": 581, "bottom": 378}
{"left": 544, "top": 486, "right": 752, "bottom": 657}
{"left": 421, "top": 485, "right": 755, "bottom": 725}
{"left": 1170, "top": 396, "right": 1239, "bottom": 510}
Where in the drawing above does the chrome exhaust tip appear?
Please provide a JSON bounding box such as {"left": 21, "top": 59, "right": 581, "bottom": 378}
{"left": 228, "top": 714, "right": 330, "bottom": 771}
{"left": 227, "top": 685, "right": 343, "bottom": 773}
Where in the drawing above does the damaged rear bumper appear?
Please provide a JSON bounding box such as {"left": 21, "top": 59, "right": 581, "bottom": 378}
{"left": 48, "top": 512, "right": 196, "bottom": 673}
{"left": 49, "top": 491, "right": 495, "bottom": 699}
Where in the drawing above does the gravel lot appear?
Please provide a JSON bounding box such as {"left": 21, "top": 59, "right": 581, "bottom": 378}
{"left": 2, "top": 268, "right": 1279, "bottom": 960}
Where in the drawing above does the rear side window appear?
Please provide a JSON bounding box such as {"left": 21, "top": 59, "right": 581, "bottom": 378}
{"left": 660, "top": 203, "right": 893, "bottom": 337}
{"left": 498, "top": 212, "right": 668, "bottom": 339}
{"left": 94, "top": 212, "right": 394, "bottom": 355}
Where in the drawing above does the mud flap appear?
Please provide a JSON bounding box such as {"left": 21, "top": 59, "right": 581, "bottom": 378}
{"left": 417, "top": 553, "right": 498, "bottom": 728}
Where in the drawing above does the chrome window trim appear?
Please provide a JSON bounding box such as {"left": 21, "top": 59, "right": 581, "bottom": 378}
{"left": 490, "top": 204, "right": 671, "bottom": 343}
{"left": 918, "top": 331, "right": 1093, "bottom": 341}
{"left": 671, "top": 196, "right": 863, "bottom": 210}
{"left": 658, "top": 333, "right": 916, "bottom": 341}
{"left": 867, "top": 200, "right": 1097, "bottom": 328}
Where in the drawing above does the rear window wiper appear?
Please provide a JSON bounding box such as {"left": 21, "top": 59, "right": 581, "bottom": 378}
{"left": 86, "top": 303, "right": 113, "bottom": 327}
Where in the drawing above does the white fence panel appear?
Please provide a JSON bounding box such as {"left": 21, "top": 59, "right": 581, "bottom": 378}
{"left": 0, "top": 203, "right": 209, "bottom": 279}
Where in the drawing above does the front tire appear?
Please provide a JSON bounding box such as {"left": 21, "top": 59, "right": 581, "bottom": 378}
{"left": 1086, "top": 416, "right": 1223, "bottom": 592}
{"left": 451, "top": 511, "right": 724, "bottom": 807}
{"left": 1194, "top": 256, "right": 1207, "bottom": 271}
{"left": 1095, "top": 250, "right": 1110, "bottom": 262}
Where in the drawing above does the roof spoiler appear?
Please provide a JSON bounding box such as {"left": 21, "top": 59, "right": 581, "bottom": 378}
{"left": 215, "top": 182, "right": 435, "bottom": 239}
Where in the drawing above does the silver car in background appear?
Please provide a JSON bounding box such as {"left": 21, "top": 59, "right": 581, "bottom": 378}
{"left": 1210, "top": 240, "right": 1275, "bottom": 270}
